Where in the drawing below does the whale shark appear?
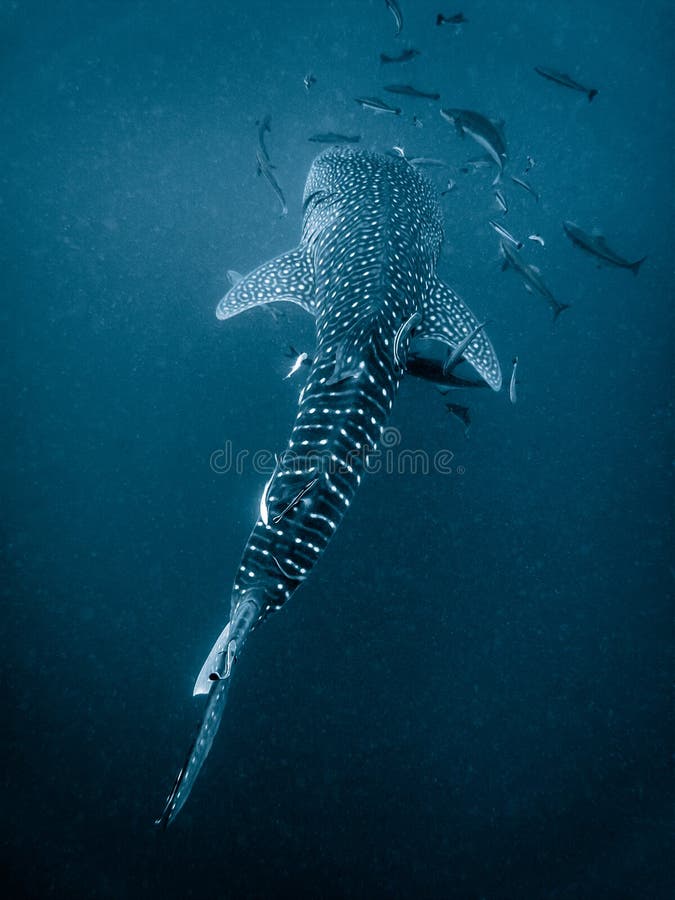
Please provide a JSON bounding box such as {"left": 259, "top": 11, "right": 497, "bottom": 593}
{"left": 156, "top": 147, "right": 502, "bottom": 827}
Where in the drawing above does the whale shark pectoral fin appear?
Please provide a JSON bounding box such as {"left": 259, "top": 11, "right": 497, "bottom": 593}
{"left": 215, "top": 246, "right": 316, "bottom": 321}
{"left": 417, "top": 279, "right": 502, "bottom": 391}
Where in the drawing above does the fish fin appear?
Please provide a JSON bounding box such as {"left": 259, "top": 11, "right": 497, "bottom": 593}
{"left": 156, "top": 593, "right": 264, "bottom": 827}
{"left": 155, "top": 678, "right": 231, "bottom": 828}
{"left": 417, "top": 279, "right": 502, "bottom": 391}
{"left": 553, "top": 303, "right": 571, "bottom": 321}
{"left": 215, "top": 247, "right": 316, "bottom": 321}
{"left": 630, "top": 256, "right": 646, "bottom": 276}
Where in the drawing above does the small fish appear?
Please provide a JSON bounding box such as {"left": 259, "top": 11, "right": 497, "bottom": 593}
{"left": 534, "top": 66, "right": 598, "bottom": 102}
{"left": 308, "top": 133, "right": 361, "bottom": 144}
{"left": 303, "top": 73, "right": 317, "bottom": 92}
{"left": 380, "top": 48, "right": 420, "bottom": 64}
{"left": 494, "top": 189, "right": 508, "bottom": 215}
{"left": 285, "top": 352, "right": 309, "bottom": 380}
{"left": 460, "top": 157, "right": 493, "bottom": 173}
{"left": 524, "top": 155, "right": 536, "bottom": 173}
{"left": 436, "top": 12, "right": 467, "bottom": 25}
{"left": 443, "top": 321, "right": 487, "bottom": 374}
{"left": 440, "top": 108, "right": 507, "bottom": 185}
{"left": 409, "top": 157, "right": 448, "bottom": 168}
{"left": 413, "top": 115, "right": 424, "bottom": 128}
{"left": 256, "top": 114, "right": 272, "bottom": 165}
{"left": 489, "top": 220, "right": 522, "bottom": 250}
{"left": 354, "top": 96, "right": 401, "bottom": 115}
{"left": 528, "top": 234, "right": 545, "bottom": 246}
{"left": 256, "top": 148, "right": 288, "bottom": 217}
{"left": 385, "top": 0, "right": 403, "bottom": 35}
{"left": 509, "top": 357, "right": 518, "bottom": 404}
{"left": 562, "top": 222, "right": 646, "bottom": 274}
{"left": 446, "top": 402, "right": 471, "bottom": 431}
{"left": 500, "top": 240, "right": 570, "bottom": 320}
{"left": 384, "top": 84, "right": 441, "bottom": 100}
{"left": 509, "top": 175, "right": 539, "bottom": 202}
{"left": 440, "top": 179, "right": 456, "bottom": 196}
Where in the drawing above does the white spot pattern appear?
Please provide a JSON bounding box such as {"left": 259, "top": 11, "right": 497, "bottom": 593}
{"left": 225, "top": 148, "right": 501, "bottom": 623}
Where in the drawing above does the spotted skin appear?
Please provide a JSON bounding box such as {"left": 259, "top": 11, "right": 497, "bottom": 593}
{"left": 157, "top": 148, "right": 501, "bottom": 826}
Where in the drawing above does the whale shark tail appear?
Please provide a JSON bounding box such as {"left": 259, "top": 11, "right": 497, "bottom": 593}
{"left": 155, "top": 592, "right": 264, "bottom": 828}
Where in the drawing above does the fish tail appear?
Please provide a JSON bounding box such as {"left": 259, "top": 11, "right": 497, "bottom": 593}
{"left": 155, "top": 592, "right": 264, "bottom": 827}
{"left": 630, "top": 256, "right": 646, "bottom": 276}
{"left": 552, "top": 302, "right": 571, "bottom": 322}
{"left": 588, "top": 89, "right": 598, "bottom": 102}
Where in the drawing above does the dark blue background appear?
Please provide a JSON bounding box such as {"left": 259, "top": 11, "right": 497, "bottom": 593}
{"left": 3, "top": 1, "right": 672, "bottom": 897}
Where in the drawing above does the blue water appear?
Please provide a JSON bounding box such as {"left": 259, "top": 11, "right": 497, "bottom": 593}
{"left": 3, "top": 1, "right": 673, "bottom": 897}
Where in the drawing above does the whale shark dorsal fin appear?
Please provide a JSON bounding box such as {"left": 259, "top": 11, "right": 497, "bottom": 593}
{"left": 416, "top": 278, "right": 502, "bottom": 390}
{"left": 215, "top": 246, "right": 316, "bottom": 321}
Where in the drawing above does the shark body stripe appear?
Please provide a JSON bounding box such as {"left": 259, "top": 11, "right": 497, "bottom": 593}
{"left": 158, "top": 148, "right": 501, "bottom": 826}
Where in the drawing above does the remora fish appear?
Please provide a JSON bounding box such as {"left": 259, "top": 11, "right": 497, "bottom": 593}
{"left": 256, "top": 148, "right": 288, "bottom": 217}
{"left": 440, "top": 108, "right": 507, "bottom": 184}
{"left": 509, "top": 175, "right": 539, "bottom": 202}
{"left": 308, "top": 133, "right": 361, "bottom": 144}
{"left": 500, "top": 240, "right": 570, "bottom": 320}
{"left": 385, "top": 0, "right": 403, "bottom": 35}
{"left": 384, "top": 84, "right": 441, "bottom": 100}
{"left": 562, "top": 221, "right": 646, "bottom": 275}
{"left": 534, "top": 66, "right": 598, "bottom": 102}
{"left": 380, "top": 48, "right": 420, "bottom": 64}
{"left": 355, "top": 96, "right": 401, "bottom": 115}
{"left": 157, "top": 148, "right": 502, "bottom": 826}
{"left": 489, "top": 220, "right": 522, "bottom": 249}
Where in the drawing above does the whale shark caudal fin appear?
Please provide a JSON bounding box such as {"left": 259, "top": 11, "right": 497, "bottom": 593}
{"left": 155, "top": 593, "right": 264, "bottom": 828}
{"left": 417, "top": 278, "right": 502, "bottom": 390}
{"left": 215, "top": 247, "right": 317, "bottom": 321}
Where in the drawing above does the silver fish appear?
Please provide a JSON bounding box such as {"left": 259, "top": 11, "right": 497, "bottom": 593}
{"left": 509, "top": 356, "right": 518, "bottom": 404}
{"left": 157, "top": 147, "right": 502, "bottom": 826}
{"left": 285, "top": 352, "right": 309, "bottom": 379}
{"left": 489, "top": 220, "right": 522, "bottom": 249}
{"left": 354, "top": 96, "right": 401, "bottom": 115}
{"left": 384, "top": 84, "right": 441, "bottom": 100}
{"left": 509, "top": 175, "right": 539, "bottom": 202}
{"left": 440, "top": 108, "right": 507, "bottom": 185}
{"left": 528, "top": 234, "right": 545, "bottom": 246}
{"left": 534, "top": 66, "right": 598, "bottom": 102}
{"left": 500, "top": 240, "right": 570, "bottom": 320}
{"left": 385, "top": 0, "right": 403, "bottom": 35}
{"left": 303, "top": 73, "right": 317, "bottom": 92}
{"left": 494, "top": 189, "right": 508, "bottom": 215}
{"left": 562, "top": 222, "right": 646, "bottom": 275}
